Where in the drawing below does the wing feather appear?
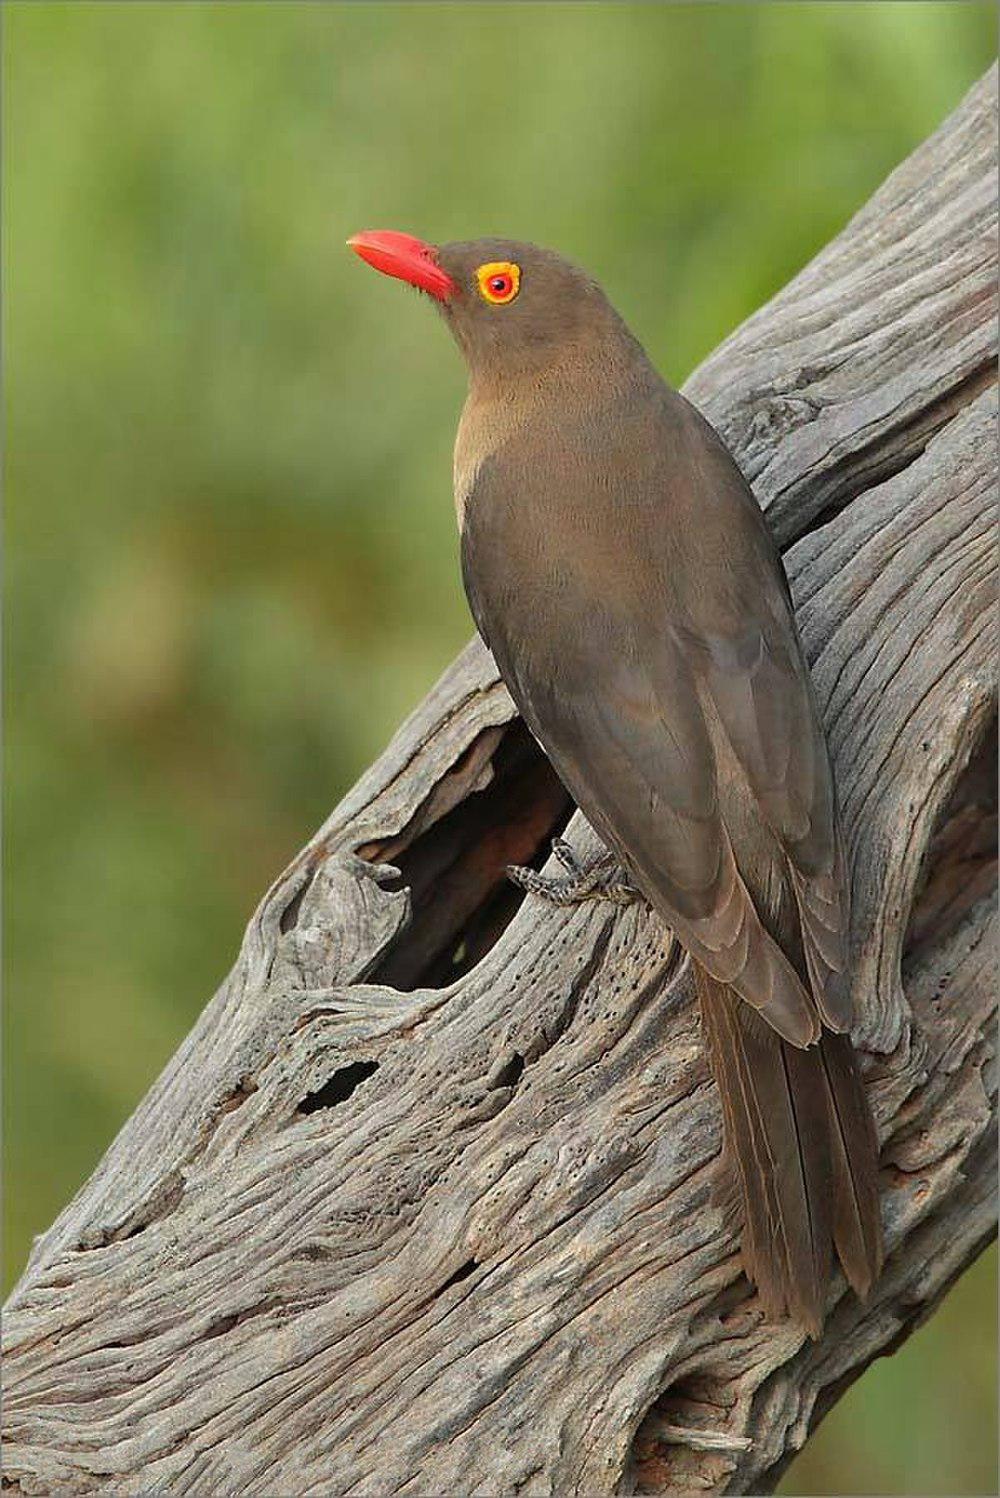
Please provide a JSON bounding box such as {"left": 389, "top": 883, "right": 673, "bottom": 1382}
{"left": 460, "top": 386, "right": 851, "bottom": 1040}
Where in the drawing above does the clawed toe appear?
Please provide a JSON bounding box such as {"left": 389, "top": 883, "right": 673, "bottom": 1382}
{"left": 506, "top": 838, "right": 645, "bottom": 908}
{"left": 551, "top": 837, "right": 582, "bottom": 874}
{"left": 505, "top": 862, "right": 589, "bottom": 906}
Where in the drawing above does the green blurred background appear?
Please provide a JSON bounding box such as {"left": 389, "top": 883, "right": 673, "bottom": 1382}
{"left": 4, "top": 3, "right": 996, "bottom": 1491}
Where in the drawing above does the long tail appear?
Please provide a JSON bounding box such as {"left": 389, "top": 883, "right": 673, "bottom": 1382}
{"left": 695, "top": 961, "right": 883, "bottom": 1337}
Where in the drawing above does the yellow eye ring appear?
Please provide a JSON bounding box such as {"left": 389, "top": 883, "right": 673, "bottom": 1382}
{"left": 477, "top": 261, "right": 521, "bottom": 305}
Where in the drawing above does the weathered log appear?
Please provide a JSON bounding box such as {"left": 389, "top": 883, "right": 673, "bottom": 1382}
{"left": 4, "top": 68, "right": 996, "bottom": 1498}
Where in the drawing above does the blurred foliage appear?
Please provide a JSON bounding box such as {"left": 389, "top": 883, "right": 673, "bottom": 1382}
{"left": 3, "top": 4, "right": 996, "bottom": 1493}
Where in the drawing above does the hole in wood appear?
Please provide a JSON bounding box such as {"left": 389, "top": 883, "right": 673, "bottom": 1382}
{"left": 279, "top": 869, "right": 314, "bottom": 933}
{"left": 359, "top": 720, "right": 574, "bottom": 991}
{"left": 219, "top": 1077, "right": 258, "bottom": 1114}
{"left": 433, "top": 1257, "right": 479, "bottom": 1298}
{"left": 629, "top": 1370, "right": 740, "bottom": 1493}
{"left": 906, "top": 710, "right": 997, "bottom": 961}
{"left": 298, "top": 1059, "right": 379, "bottom": 1114}
{"left": 489, "top": 1051, "right": 525, "bottom": 1090}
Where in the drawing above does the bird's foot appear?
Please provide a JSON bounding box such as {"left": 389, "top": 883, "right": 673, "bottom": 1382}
{"left": 507, "top": 837, "right": 643, "bottom": 907}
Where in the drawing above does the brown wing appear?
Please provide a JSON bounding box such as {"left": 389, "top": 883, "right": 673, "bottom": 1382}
{"left": 680, "top": 609, "right": 851, "bottom": 1031}
{"left": 665, "top": 399, "right": 852, "bottom": 1033}
{"left": 498, "top": 622, "right": 822, "bottom": 1048}
{"left": 460, "top": 387, "right": 850, "bottom": 1044}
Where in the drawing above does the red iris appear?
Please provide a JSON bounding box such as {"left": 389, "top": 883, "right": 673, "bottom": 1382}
{"left": 478, "top": 261, "right": 520, "bottom": 304}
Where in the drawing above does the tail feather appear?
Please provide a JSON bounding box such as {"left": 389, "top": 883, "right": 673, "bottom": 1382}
{"left": 819, "top": 1033, "right": 884, "bottom": 1296}
{"left": 710, "top": 997, "right": 785, "bottom": 1294}
{"left": 696, "top": 961, "right": 882, "bottom": 1337}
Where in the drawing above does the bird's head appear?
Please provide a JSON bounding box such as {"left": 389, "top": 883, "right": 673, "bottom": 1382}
{"left": 348, "top": 230, "right": 625, "bottom": 384}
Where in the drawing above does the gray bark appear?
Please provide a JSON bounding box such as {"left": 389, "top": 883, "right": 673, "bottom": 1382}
{"left": 4, "top": 68, "right": 997, "bottom": 1498}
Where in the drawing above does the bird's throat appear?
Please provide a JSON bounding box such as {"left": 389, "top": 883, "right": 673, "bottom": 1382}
{"left": 453, "top": 388, "right": 531, "bottom": 530}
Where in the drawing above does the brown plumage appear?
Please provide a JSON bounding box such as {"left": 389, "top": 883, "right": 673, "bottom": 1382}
{"left": 349, "top": 231, "right": 883, "bottom": 1334}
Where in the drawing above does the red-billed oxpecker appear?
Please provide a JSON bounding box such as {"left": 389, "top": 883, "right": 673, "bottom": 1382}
{"left": 348, "top": 229, "right": 883, "bottom": 1336}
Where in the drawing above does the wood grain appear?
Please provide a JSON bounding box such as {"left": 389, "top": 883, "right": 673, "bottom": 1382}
{"left": 4, "top": 68, "right": 996, "bottom": 1498}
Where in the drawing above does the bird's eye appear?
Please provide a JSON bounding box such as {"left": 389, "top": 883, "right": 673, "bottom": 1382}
{"left": 476, "top": 261, "right": 520, "bottom": 305}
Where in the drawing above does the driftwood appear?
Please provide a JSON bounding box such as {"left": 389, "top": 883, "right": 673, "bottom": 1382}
{"left": 4, "top": 69, "right": 997, "bottom": 1498}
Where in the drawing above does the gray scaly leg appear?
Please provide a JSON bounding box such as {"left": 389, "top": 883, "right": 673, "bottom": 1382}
{"left": 507, "top": 837, "right": 644, "bottom": 907}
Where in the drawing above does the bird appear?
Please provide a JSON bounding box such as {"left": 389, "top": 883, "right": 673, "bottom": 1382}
{"left": 347, "top": 229, "right": 883, "bottom": 1336}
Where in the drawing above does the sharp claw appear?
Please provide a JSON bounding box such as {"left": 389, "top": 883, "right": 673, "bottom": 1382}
{"left": 607, "top": 882, "right": 641, "bottom": 905}
{"left": 551, "top": 838, "right": 579, "bottom": 873}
